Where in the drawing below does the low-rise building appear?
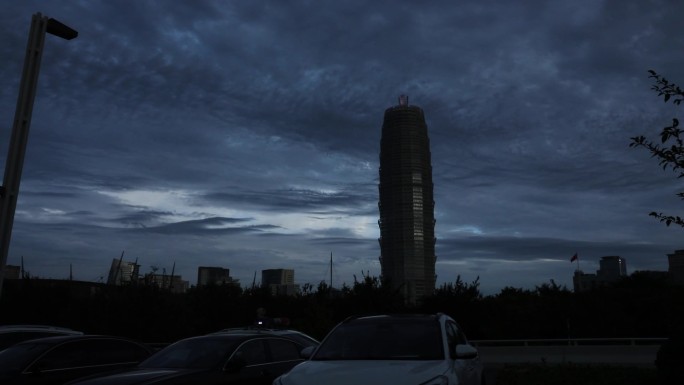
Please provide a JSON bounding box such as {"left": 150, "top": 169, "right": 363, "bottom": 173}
{"left": 197, "top": 266, "right": 238, "bottom": 286}
{"left": 262, "top": 269, "right": 299, "bottom": 296}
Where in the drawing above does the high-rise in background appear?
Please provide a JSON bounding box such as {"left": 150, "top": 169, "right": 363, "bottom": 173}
{"left": 378, "top": 95, "right": 437, "bottom": 304}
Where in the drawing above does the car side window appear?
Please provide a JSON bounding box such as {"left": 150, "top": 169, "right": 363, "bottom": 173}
{"left": 446, "top": 322, "right": 467, "bottom": 345}
{"left": 445, "top": 322, "right": 457, "bottom": 359}
{"left": 235, "top": 339, "right": 268, "bottom": 366}
{"left": 455, "top": 324, "right": 468, "bottom": 345}
{"left": 89, "top": 339, "right": 150, "bottom": 364}
{"left": 29, "top": 339, "right": 147, "bottom": 372}
{"left": 268, "top": 338, "right": 302, "bottom": 362}
{"left": 30, "top": 341, "right": 95, "bottom": 371}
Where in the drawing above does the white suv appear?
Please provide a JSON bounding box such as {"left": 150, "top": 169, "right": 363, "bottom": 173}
{"left": 273, "top": 313, "right": 484, "bottom": 385}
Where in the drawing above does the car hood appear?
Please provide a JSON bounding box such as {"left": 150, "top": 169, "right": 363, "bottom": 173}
{"left": 279, "top": 360, "right": 449, "bottom": 385}
{"left": 68, "top": 368, "right": 200, "bottom": 385}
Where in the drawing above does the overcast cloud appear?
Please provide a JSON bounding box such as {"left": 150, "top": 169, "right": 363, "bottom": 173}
{"left": 2, "top": 0, "right": 684, "bottom": 294}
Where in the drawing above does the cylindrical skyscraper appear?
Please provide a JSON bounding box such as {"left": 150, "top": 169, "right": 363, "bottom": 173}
{"left": 378, "top": 95, "right": 436, "bottom": 304}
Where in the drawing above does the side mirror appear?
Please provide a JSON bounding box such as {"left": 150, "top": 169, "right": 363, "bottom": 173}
{"left": 224, "top": 351, "right": 247, "bottom": 373}
{"left": 300, "top": 346, "right": 316, "bottom": 359}
{"left": 454, "top": 344, "right": 478, "bottom": 360}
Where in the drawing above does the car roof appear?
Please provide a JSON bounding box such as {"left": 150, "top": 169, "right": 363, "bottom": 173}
{"left": 0, "top": 325, "right": 83, "bottom": 334}
{"left": 213, "top": 327, "right": 317, "bottom": 339}
{"left": 176, "top": 333, "right": 285, "bottom": 345}
{"left": 12, "top": 334, "right": 147, "bottom": 346}
{"left": 343, "top": 314, "right": 444, "bottom": 323}
{"left": 207, "top": 329, "right": 302, "bottom": 339}
{"left": 212, "top": 327, "right": 307, "bottom": 335}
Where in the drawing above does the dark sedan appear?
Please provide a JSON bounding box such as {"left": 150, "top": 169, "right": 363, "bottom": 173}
{"left": 68, "top": 333, "right": 314, "bottom": 385}
{"left": 0, "top": 335, "right": 153, "bottom": 385}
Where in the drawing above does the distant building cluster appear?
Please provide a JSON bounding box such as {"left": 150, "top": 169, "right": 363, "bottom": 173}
{"left": 573, "top": 256, "right": 627, "bottom": 291}
{"left": 103, "top": 258, "right": 300, "bottom": 295}
{"left": 106, "top": 258, "right": 189, "bottom": 293}
{"left": 572, "top": 250, "right": 684, "bottom": 292}
{"left": 4, "top": 256, "right": 305, "bottom": 296}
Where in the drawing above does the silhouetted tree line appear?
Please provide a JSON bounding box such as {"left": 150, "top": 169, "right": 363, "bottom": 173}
{"left": 0, "top": 272, "right": 682, "bottom": 343}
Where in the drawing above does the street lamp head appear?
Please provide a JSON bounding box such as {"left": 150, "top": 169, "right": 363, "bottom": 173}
{"left": 46, "top": 18, "right": 78, "bottom": 40}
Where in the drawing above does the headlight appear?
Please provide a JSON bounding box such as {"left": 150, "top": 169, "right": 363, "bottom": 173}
{"left": 419, "top": 375, "right": 448, "bottom": 385}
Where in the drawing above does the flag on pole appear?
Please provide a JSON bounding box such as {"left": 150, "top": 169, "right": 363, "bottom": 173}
{"left": 570, "top": 253, "right": 578, "bottom": 262}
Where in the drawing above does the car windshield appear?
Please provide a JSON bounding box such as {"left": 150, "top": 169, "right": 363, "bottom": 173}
{"left": 139, "top": 337, "right": 239, "bottom": 369}
{"left": 0, "top": 342, "right": 52, "bottom": 373}
{"left": 313, "top": 318, "right": 444, "bottom": 360}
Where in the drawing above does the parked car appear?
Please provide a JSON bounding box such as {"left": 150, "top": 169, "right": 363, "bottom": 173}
{"left": 0, "top": 324, "right": 83, "bottom": 351}
{"left": 274, "top": 313, "right": 484, "bottom": 385}
{"left": 68, "top": 332, "right": 315, "bottom": 385}
{"left": 0, "top": 334, "right": 154, "bottom": 385}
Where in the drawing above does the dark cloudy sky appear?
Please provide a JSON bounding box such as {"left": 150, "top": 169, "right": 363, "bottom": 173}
{"left": 1, "top": 0, "right": 683, "bottom": 294}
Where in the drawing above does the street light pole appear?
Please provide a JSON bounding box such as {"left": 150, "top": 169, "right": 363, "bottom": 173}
{"left": 0, "top": 13, "right": 77, "bottom": 299}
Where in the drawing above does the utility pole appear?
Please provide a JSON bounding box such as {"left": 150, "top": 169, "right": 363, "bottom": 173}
{"left": 0, "top": 13, "right": 77, "bottom": 299}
